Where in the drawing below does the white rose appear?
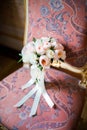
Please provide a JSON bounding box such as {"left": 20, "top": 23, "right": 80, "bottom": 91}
{"left": 22, "top": 51, "right": 30, "bottom": 63}
{"left": 46, "top": 49, "right": 55, "bottom": 59}
{"left": 22, "top": 42, "right": 35, "bottom": 55}
{"left": 29, "top": 53, "right": 38, "bottom": 64}
{"left": 27, "top": 42, "right": 35, "bottom": 51}
{"left": 21, "top": 42, "right": 36, "bottom": 63}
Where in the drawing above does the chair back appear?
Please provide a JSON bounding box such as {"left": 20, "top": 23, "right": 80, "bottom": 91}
{"left": 25, "top": 0, "right": 87, "bottom": 66}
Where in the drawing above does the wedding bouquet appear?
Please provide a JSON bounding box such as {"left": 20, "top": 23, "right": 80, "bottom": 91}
{"left": 15, "top": 37, "right": 66, "bottom": 116}
{"left": 22, "top": 37, "right": 66, "bottom": 70}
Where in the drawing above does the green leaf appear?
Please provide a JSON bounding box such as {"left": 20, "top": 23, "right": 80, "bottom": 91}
{"left": 19, "top": 53, "right": 22, "bottom": 56}
{"left": 49, "top": 37, "right": 52, "bottom": 42}
{"left": 17, "top": 58, "right": 22, "bottom": 63}
{"left": 18, "top": 53, "right": 22, "bottom": 63}
{"left": 50, "top": 46, "right": 54, "bottom": 51}
{"left": 33, "top": 37, "right": 36, "bottom": 42}
{"left": 36, "top": 53, "right": 41, "bottom": 57}
{"left": 38, "top": 65, "right": 43, "bottom": 71}
{"left": 35, "top": 78, "right": 38, "bottom": 83}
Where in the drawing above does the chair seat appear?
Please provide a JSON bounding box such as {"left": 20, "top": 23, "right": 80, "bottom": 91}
{"left": 0, "top": 67, "right": 85, "bottom": 130}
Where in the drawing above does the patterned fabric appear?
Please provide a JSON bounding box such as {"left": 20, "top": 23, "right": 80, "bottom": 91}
{"left": 0, "top": 0, "right": 87, "bottom": 130}
{"left": 28, "top": 0, "right": 87, "bottom": 66}
{"left": 0, "top": 67, "right": 85, "bottom": 130}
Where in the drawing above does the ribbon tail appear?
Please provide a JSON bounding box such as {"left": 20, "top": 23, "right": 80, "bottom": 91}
{"left": 14, "top": 86, "right": 37, "bottom": 107}
{"left": 29, "top": 90, "right": 42, "bottom": 117}
{"left": 43, "top": 90, "right": 54, "bottom": 108}
{"left": 22, "top": 79, "right": 35, "bottom": 90}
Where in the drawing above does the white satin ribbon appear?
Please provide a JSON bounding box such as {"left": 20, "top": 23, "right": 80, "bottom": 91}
{"left": 14, "top": 86, "right": 37, "bottom": 107}
{"left": 42, "top": 90, "right": 54, "bottom": 108}
{"left": 15, "top": 65, "right": 54, "bottom": 117}
{"left": 29, "top": 88, "right": 42, "bottom": 117}
{"left": 22, "top": 79, "right": 35, "bottom": 90}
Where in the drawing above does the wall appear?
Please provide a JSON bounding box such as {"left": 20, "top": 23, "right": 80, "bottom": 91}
{"left": 0, "top": 0, "right": 25, "bottom": 50}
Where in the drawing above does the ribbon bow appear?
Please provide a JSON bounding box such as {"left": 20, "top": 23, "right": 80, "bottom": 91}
{"left": 14, "top": 65, "right": 54, "bottom": 117}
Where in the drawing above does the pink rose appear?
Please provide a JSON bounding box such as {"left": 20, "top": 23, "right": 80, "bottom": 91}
{"left": 36, "top": 44, "right": 46, "bottom": 55}
{"left": 43, "top": 42, "right": 51, "bottom": 50}
{"left": 55, "top": 49, "right": 66, "bottom": 60}
{"left": 54, "top": 43, "right": 64, "bottom": 50}
{"left": 39, "top": 55, "right": 50, "bottom": 67}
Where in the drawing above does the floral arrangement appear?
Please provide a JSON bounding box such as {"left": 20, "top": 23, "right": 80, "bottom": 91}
{"left": 15, "top": 37, "right": 66, "bottom": 117}
{"left": 22, "top": 37, "right": 66, "bottom": 69}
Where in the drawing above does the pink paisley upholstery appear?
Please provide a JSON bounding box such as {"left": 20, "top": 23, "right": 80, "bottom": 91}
{"left": 0, "top": 0, "right": 87, "bottom": 130}
{"left": 0, "top": 67, "right": 85, "bottom": 130}
{"left": 28, "top": 0, "right": 87, "bottom": 66}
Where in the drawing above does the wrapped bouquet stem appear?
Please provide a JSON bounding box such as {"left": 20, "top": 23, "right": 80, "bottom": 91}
{"left": 51, "top": 60, "right": 87, "bottom": 89}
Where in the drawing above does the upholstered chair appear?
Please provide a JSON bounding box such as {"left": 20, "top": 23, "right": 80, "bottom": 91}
{"left": 0, "top": 0, "right": 87, "bottom": 130}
